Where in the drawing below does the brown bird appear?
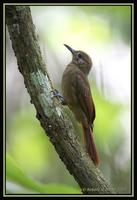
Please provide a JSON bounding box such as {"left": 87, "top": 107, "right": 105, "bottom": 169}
{"left": 61, "top": 44, "right": 100, "bottom": 166}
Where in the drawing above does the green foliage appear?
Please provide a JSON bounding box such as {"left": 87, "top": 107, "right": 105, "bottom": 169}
{"left": 6, "top": 153, "right": 81, "bottom": 194}
{"left": 92, "top": 87, "right": 124, "bottom": 141}
{"left": 90, "top": 5, "right": 131, "bottom": 43}
{"left": 6, "top": 153, "right": 46, "bottom": 193}
{"left": 31, "top": 5, "right": 131, "bottom": 47}
{"left": 8, "top": 107, "right": 50, "bottom": 178}
{"left": 6, "top": 106, "right": 81, "bottom": 194}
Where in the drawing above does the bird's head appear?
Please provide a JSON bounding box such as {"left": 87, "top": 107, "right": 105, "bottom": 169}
{"left": 64, "top": 44, "right": 92, "bottom": 75}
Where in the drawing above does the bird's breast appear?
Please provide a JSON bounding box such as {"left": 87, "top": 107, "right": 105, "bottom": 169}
{"left": 61, "top": 65, "right": 79, "bottom": 105}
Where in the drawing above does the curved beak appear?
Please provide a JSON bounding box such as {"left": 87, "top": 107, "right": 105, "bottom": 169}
{"left": 64, "top": 44, "right": 75, "bottom": 55}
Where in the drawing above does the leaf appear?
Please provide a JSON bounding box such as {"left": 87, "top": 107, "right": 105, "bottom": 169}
{"left": 43, "top": 183, "right": 81, "bottom": 194}
{"left": 6, "top": 153, "right": 46, "bottom": 193}
{"left": 6, "top": 153, "right": 81, "bottom": 194}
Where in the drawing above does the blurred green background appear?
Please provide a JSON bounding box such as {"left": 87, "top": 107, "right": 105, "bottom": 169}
{"left": 6, "top": 5, "right": 132, "bottom": 194}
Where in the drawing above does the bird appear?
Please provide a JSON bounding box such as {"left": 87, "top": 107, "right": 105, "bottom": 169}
{"left": 61, "top": 44, "right": 100, "bottom": 166}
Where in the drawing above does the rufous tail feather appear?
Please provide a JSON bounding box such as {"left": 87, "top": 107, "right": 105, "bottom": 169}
{"left": 82, "top": 125, "right": 100, "bottom": 166}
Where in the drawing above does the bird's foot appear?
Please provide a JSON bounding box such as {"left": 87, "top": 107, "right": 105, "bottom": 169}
{"left": 51, "top": 89, "right": 67, "bottom": 105}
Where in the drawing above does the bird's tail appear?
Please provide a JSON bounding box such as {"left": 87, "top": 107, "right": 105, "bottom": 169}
{"left": 82, "top": 125, "right": 100, "bottom": 166}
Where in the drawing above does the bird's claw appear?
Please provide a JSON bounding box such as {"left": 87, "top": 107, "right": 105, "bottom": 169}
{"left": 51, "top": 89, "right": 67, "bottom": 105}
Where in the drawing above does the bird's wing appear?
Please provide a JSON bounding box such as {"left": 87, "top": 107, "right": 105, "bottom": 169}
{"left": 75, "top": 73, "right": 95, "bottom": 124}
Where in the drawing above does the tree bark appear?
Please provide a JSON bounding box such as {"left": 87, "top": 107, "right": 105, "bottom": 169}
{"left": 6, "top": 5, "right": 115, "bottom": 195}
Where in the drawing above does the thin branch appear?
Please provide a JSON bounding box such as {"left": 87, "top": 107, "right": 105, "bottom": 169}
{"left": 6, "top": 5, "right": 115, "bottom": 195}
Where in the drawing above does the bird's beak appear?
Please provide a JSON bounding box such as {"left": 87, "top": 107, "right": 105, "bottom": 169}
{"left": 64, "top": 44, "right": 75, "bottom": 55}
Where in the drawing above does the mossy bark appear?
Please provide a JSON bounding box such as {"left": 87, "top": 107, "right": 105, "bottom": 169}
{"left": 6, "top": 5, "right": 115, "bottom": 195}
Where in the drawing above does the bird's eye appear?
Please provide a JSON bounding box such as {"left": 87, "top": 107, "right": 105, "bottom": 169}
{"left": 77, "top": 53, "right": 82, "bottom": 59}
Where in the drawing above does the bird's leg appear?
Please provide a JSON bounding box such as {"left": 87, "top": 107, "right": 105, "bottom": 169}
{"left": 51, "top": 89, "right": 67, "bottom": 105}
